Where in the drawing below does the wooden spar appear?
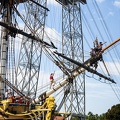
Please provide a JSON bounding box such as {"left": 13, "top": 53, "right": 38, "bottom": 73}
{"left": 36, "top": 66, "right": 86, "bottom": 102}
{"left": 0, "top": 22, "right": 57, "bottom": 49}
{"left": 102, "top": 60, "right": 110, "bottom": 76}
{"left": 35, "top": 38, "right": 120, "bottom": 102}
{"left": 45, "top": 63, "right": 115, "bottom": 98}
{"left": 37, "top": 56, "right": 114, "bottom": 101}
{"left": 53, "top": 51, "right": 115, "bottom": 82}
{"left": 101, "top": 38, "right": 120, "bottom": 53}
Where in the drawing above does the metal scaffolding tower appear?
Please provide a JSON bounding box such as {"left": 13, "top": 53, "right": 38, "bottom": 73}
{"left": 56, "top": 0, "right": 87, "bottom": 119}
{"left": 15, "top": 0, "right": 48, "bottom": 98}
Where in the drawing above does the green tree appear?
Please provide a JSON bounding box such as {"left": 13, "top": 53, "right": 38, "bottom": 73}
{"left": 105, "top": 104, "right": 120, "bottom": 120}
{"left": 85, "top": 104, "right": 120, "bottom": 120}
{"left": 99, "top": 113, "right": 106, "bottom": 120}
{"left": 86, "top": 112, "right": 97, "bottom": 120}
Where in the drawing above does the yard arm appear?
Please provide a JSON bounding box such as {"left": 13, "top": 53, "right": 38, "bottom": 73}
{"left": 0, "top": 22, "right": 57, "bottom": 49}
{"left": 54, "top": 51, "right": 115, "bottom": 83}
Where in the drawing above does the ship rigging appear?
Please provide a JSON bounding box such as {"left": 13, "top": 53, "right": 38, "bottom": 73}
{"left": 0, "top": 0, "right": 119, "bottom": 120}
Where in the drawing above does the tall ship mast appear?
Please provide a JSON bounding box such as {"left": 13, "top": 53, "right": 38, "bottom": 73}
{"left": 0, "top": 0, "right": 119, "bottom": 120}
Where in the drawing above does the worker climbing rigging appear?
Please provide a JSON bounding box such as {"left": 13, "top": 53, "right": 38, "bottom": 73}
{"left": 50, "top": 72, "right": 56, "bottom": 89}
{"left": 90, "top": 37, "right": 104, "bottom": 70}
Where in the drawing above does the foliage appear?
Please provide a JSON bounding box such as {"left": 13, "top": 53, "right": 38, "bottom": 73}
{"left": 86, "top": 104, "right": 120, "bottom": 120}
{"left": 105, "top": 104, "right": 120, "bottom": 120}
{"left": 86, "top": 112, "right": 100, "bottom": 120}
